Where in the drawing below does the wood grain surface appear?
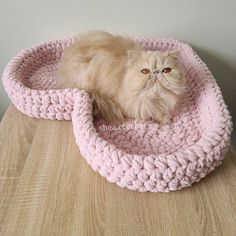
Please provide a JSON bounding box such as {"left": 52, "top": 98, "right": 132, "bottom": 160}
{"left": 0, "top": 105, "right": 236, "bottom": 236}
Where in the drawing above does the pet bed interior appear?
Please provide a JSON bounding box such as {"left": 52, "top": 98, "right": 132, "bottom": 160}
{"left": 2, "top": 37, "right": 232, "bottom": 192}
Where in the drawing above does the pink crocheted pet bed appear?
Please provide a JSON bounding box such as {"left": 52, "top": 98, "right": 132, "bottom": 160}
{"left": 2, "top": 37, "right": 233, "bottom": 192}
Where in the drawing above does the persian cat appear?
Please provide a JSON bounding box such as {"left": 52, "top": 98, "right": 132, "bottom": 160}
{"left": 57, "top": 31, "right": 186, "bottom": 123}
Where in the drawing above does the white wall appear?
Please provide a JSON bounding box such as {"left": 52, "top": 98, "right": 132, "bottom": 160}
{"left": 0, "top": 0, "right": 235, "bottom": 143}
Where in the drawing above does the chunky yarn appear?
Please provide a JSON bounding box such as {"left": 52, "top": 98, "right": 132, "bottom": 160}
{"left": 2, "top": 37, "right": 233, "bottom": 192}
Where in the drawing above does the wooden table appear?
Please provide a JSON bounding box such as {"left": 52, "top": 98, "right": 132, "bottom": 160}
{"left": 0, "top": 105, "right": 236, "bottom": 236}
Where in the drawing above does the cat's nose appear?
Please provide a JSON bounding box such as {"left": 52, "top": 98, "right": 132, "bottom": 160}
{"left": 153, "top": 69, "right": 159, "bottom": 74}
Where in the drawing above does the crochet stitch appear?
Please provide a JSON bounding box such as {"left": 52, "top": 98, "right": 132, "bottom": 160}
{"left": 2, "top": 37, "right": 233, "bottom": 192}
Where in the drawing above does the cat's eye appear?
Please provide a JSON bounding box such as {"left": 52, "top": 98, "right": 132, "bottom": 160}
{"left": 162, "top": 67, "right": 172, "bottom": 73}
{"left": 141, "top": 69, "right": 150, "bottom": 74}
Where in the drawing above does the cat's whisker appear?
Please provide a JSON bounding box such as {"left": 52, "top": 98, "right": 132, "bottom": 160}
{"left": 137, "top": 77, "right": 155, "bottom": 96}
{"left": 158, "top": 73, "right": 185, "bottom": 89}
{"left": 160, "top": 73, "right": 171, "bottom": 85}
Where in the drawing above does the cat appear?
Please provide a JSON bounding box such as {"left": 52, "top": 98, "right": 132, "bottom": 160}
{"left": 57, "top": 31, "right": 186, "bottom": 123}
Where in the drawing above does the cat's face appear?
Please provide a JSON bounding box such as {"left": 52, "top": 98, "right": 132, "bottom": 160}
{"left": 124, "top": 50, "right": 185, "bottom": 97}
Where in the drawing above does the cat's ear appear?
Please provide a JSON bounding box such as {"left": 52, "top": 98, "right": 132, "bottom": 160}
{"left": 127, "top": 50, "right": 140, "bottom": 64}
{"left": 168, "top": 49, "right": 180, "bottom": 60}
